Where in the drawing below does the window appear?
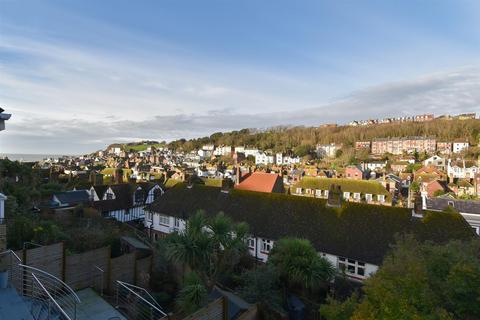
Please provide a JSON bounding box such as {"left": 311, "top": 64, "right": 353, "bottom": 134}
{"left": 146, "top": 212, "right": 153, "bottom": 221}
{"left": 315, "top": 189, "right": 322, "bottom": 197}
{"left": 135, "top": 190, "right": 144, "bottom": 204}
{"left": 248, "top": 238, "right": 255, "bottom": 249}
{"left": 324, "top": 190, "right": 329, "bottom": 197}
{"left": 261, "top": 239, "right": 272, "bottom": 253}
{"left": 296, "top": 188, "right": 302, "bottom": 194}
{"left": 174, "top": 218, "right": 180, "bottom": 228}
{"left": 365, "top": 194, "right": 372, "bottom": 202}
{"left": 158, "top": 214, "right": 170, "bottom": 226}
{"left": 377, "top": 195, "right": 385, "bottom": 202}
{"left": 473, "top": 227, "right": 480, "bottom": 235}
{"left": 153, "top": 188, "right": 162, "bottom": 200}
{"left": 343, "top": 192, "right": 350, "bottom": 199}
{"left": 354, "top": 193, "right": 361, "bottom": 200}
{"left": 338, "top": 256, "right": 366, "bottom": 278}
{"left": 106, "top": 192, "right": 113, "bottom": 200}
{"left": 448, "top": 201, "right": 455, "bottom": 207}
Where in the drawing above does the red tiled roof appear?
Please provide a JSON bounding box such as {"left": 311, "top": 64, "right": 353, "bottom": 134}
{"left": 234, "top": 172, "right": 281, "bottom": 193}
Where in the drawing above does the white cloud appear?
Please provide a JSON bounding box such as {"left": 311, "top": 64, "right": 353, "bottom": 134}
{"left": 1, "top": 66, "right": 479, "bottom": 154}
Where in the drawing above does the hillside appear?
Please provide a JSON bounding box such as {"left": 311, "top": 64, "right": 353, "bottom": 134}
{"left": 163, "top": 118, "right": 480, "bottom": 152}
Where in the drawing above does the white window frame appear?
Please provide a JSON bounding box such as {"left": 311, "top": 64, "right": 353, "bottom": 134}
{"left": 296, "top": 188, "right": 302, "bottom": 194}
{"left": 315, "top": 189, "right": 322, "bottom": 197}
{"left": 343, "top": 192, "right": 350, "bottom": 199}
{"left": 365, "top": 193, "right": 372, "bottom": 202}
{"left": 174, "top": 217, "right": 180, "bottom": 228}
{"left": 261, "top": 239, "right": 272, "bottom": 253}
{"left": 377, "top": 194, "right": 385, "bottom": 203}
{"left": 158, "top": 214, "right": 170, "bottom": 226}
{"left": 338, "top": 257, "right": 366, "bottom": 278}
{"left": 247, "top": 238, "right": 255, "bottom": 249}
{"left": 353, "top": 192, "right": 361, "bottom": 200}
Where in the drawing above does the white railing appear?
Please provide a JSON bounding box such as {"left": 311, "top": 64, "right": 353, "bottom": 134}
{"left": 0, "top": 250, "right": 80, "bottom": 320}
{"left": 115, "top": 280, "right": 167, "bottom": 320}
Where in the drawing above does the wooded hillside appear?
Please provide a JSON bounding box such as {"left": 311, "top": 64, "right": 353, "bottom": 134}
{"left": 165, "top": 119, "right": 480, "bottom": 153}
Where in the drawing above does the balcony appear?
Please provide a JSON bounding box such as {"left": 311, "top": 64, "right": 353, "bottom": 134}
{"left": 0, "top": 250, "right": 129, "bottom": 320}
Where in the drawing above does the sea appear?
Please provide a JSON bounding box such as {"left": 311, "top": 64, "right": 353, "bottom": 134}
{"left": 0, "top": 154, "right": 73, "bottom": 162}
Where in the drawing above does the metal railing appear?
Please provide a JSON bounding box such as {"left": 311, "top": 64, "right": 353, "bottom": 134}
{"left": 93, "top": 265, "right": 104, "bottom": 296}
{"left": 115, "top": 280, "right": 167, "bottom": 320}
{"left": 0, "top": 250, "right": 81, "bottom": 320}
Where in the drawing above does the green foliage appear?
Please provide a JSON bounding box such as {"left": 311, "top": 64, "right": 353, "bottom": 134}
{"left": 239, "top": 265, "right": 284, "bottom": 311}
{"left": 177, "top": 272, "right": 208, "bottom": 314}
{"left": 165, "top": 211, "right": 249, "bottom": 287}
{"left": 294, "top": 144, "right": 314, "bottom": 157}
{"left": 269, "top": 238, "right": 335, "bottom": 290}
{"left": 319, "top": 293, "right": 359, "bottom": 320}
{"left": 164, "top": 119, "right": 480, "bottom": 155}
{"left": 410, "top": 181, "right": 420, "bottom": 193}
{"left": 321, "top": 237, "right": 480, "bottom": 320}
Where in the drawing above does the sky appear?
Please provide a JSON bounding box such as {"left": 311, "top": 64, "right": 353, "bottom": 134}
{"left": 1, "top": 0, "right": 480, "bottom": 154}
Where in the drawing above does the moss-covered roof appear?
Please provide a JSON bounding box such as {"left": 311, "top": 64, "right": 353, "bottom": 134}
{"left": 294, "top": 177, "right": 390, "bottom": 196}
{"left": 146, "top": 183, "right": 474, "bottom": 265}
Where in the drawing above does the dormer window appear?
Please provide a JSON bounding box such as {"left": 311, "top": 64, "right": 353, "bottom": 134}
{"left": 448, "top": 201, "right": 454, "bottom": 207}
{"left": 106, "top": 192, "right": 113, "bottom": 200}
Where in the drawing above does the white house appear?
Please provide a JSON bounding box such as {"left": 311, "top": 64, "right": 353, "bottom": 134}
{"left": 316, "top": 143, "right": 342, "bottom": 158}
{"left": 423, "top": 155, "right": 446, "bottom": 170}
{"left": 213, "top": 146, "right": 232, "bottom": 156}
{"left": 244, "top": 148, "right": 260, "bottom": 157}
{"left": 361, "top": 161, "right": 387, "bottom": 171}
{"left": 453, "top": 140, "right": 469, "bottom": 153}
{"left": 234, "top": 146, "right": 245, "bottom": 154}
{"left": 255, "top": 152, "right": 275, "bottom": 165}
{"left": 144, "top": 211, "right": 378, "bottom": 280}
{"left": 447, "top": 159, "right": 479, "bottom": 179}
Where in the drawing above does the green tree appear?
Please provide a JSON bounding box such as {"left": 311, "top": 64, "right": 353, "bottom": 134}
{"left": 268, "top": 238, "right": 335, "bottom": 291}
{"left": 165, "top": 211, "right": 249, "bottom": 288}
{"left": 319, "top": 294, "right": 359, "bottom": 320}
{"left": 239, "top": 265, "right": 283, "bottom": 311}
{"left": 177, "top": 272, "right": 208, "bottom": 314}
{"left": 320, "top": 237, "right": 480, "bottom": 320}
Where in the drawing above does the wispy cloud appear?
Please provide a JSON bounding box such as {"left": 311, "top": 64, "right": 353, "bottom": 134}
{"left": 2, "top": 66, "right": 479, "bottom": 154}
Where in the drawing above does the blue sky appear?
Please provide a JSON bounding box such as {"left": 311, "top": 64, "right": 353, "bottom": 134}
{"left": 1, "top": 0, "right": 479, "bottom": 154}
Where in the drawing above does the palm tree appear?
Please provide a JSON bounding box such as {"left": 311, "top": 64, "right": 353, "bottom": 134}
{"left": 177, "top": 272, "right": 207, "bottom": 314}
{"left": 165, "top": 210, "right": 249, "bottom": 288}
{"left": 269, "top": 238, "right": 335, "bottom": 291}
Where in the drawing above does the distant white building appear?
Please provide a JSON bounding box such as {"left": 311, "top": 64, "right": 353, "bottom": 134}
{"left": 453, "top": 140, "right": 469, "bottom": 153}
{"left": 202, "top": 145, "right": 215, "bottom": 151}
{"left": 255, "top": 152, "right": 275, "bottom": 165}
{"left": 276, "top": 153, "right": 301, "bottom": 165}
{"left": 244, "top": 148, "right": 260, "bottom": 157}
{"left": 423, "top": 155, "right": 446, "bottom": 170}
{"left": 361, "top": 161, "right": 387, "bottom": 171}
{"left": 213, "top": 146, "right": 232, "bottom": 156}
{"left": 234, "top": 146, "right": 245, "bottom": 153}
{"left": 447, "top": 159, "right": 479, "bottom": 179}
{"left": 316, "top": 143, "right": 342, "bottom": 158}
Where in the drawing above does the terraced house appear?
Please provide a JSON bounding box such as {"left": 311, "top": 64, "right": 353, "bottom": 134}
{"left": 293, "top": 177, "right": 392, "bottom": 206}
{"left": 144, "top": 183, "right": 474, "bottom": 281}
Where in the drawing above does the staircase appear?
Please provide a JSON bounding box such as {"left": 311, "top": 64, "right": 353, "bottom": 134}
{"left": 0, "top": 250, "right": 80, "bottom": 320}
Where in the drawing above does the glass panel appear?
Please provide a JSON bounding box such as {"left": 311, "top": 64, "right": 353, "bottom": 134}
{"left": 357, "top": 267, "right": 365, "bottom": 276}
